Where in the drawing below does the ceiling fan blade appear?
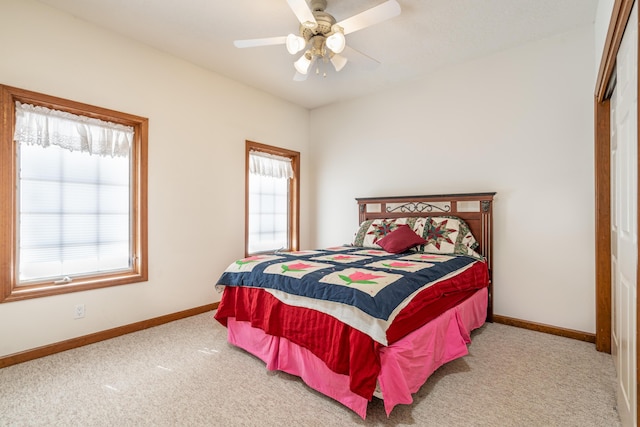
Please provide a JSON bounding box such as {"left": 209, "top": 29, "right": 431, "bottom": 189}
{"left": 293, "top": 71, "right": 308, "bottom": 81}
{"left": 341, "top": 45, "right": 380, "bottom": 70}
{"left": 337, "top": 0, "right": 401, "bottom": 35}
{"left": 234, "top": 36, "right": 287, "bottom": 48}
{"left": 287, "top": 0, "right": 317, "bottom": 27}
{"left": 330, "top": 54, "right": 348, "bottom": 72}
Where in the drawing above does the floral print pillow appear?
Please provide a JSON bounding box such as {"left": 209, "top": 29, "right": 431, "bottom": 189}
{"left": 412, "top": 216, "right": 479, "bottom": 256}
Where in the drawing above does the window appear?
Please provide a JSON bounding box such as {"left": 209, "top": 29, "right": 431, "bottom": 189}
{"left": 245, "top": 141, "right": 299, "bottom": 255}
{"left": 0, "top": 85, "right": 148, "bottom": 302}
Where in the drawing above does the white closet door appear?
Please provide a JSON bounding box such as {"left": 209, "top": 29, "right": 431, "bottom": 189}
{"left": 611, "top": 3, "right": 638, "bottom": 426}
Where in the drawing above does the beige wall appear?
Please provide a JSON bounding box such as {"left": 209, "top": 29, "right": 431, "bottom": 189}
{"left": 0, "top": 0, "right": 310, "bottom": 356}
{"left": 309, "top": 25, "right": 596, "bottom": 333}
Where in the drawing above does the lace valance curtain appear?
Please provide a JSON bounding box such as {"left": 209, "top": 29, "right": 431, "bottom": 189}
{"left": 13, "top": 101, "right": 133, "bottom": 158}
{"left": 249, "top": 150, "right": 293, "bottom": 179}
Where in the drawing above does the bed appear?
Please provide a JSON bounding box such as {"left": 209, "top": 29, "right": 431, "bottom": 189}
{"left": 214, "top": 192, "right": 495, "bottom": 418}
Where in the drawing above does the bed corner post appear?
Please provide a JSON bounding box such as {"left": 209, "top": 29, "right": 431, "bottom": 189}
{"left": 481, "top": 196, "right": 494, "bottom": 323}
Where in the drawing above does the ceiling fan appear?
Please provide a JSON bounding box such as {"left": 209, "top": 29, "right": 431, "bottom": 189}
{"left": 234, "top": 0, "right": 401, "bottom": 80}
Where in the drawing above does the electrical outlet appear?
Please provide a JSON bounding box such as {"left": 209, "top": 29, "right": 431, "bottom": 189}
{"left": 74, "top": 304, "right": 85, "bottom": 319}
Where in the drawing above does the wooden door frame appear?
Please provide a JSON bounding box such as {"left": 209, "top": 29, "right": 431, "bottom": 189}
{"left": 594, "top": 0, "right": 638, "bottom": 421}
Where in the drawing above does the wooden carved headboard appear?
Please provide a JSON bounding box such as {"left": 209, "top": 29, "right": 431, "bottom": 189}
{"left": 355, "top": 192, "right": 496, "bottom": 321}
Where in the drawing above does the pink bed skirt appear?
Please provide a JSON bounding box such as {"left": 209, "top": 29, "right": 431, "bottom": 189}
{"left": 225, "top": 287, "right": 488, "bottom": 419}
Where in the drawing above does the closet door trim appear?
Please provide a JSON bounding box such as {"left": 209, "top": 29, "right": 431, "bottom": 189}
{"left": 594, "top": 0, "right": 638, "bottom": 423}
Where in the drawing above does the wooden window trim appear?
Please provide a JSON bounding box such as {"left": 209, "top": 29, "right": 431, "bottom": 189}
{"left": 0, "top": 84, "right": 148, "bottom": 302}
{"left": 245, "top": 140, "right": 300, "bottom": 256}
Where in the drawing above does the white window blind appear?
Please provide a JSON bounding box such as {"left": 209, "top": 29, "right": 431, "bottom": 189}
{"left": 248, "top": 151, "right": 291, "bottom": 253}
{"left": 15, "top": 103, "right": 133, "bottom": 283}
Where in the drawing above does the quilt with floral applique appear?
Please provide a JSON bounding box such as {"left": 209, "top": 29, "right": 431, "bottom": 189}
{"left": 214, "top": 246, "right": 488, "bottom": 400}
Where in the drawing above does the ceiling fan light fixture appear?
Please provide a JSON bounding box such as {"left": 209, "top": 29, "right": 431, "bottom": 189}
{"left": 286, "top": 33, "right": 306, "bottom": 54}
{"left": 330, "top": 54, "right": 347, "bottom": 72}
{"left": 325, "top": 26, "right": 345, "bottom": 54}
{"left": 294, "top": 53, "right": 313, "bottom": 74}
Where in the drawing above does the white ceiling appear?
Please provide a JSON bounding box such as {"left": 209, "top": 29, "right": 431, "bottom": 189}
{"left": 37, "top": 0, "right": 598, "bottom": 110}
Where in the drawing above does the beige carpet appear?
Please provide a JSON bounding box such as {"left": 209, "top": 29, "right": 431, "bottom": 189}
{"left": 0, "top": 312, "right": 620, "bottom": 426}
